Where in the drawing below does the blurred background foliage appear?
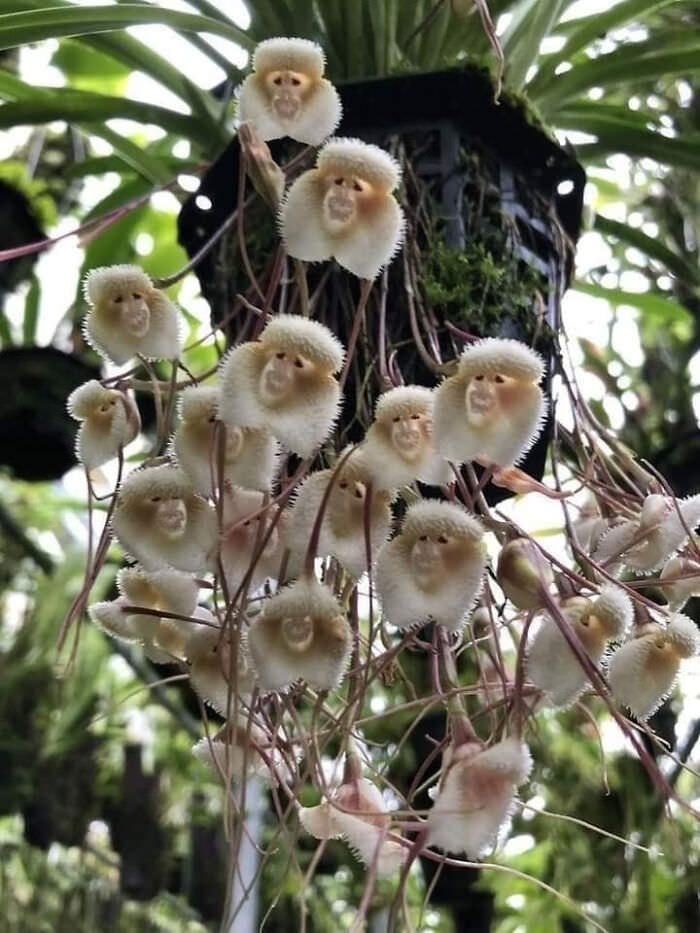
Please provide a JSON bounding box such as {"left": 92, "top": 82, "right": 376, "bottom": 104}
{"left": 1, "top": 1, "right": 700, "bottom": 930}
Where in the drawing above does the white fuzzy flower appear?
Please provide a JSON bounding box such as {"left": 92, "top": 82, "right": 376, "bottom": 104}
{"left": 246, "top": 577, "right": 351, "bottom": 692}
{"left": 608, "top": 615, "right": 700, "bottom": 719}
{"left": 433, "top": 338, "right": 546, "bottom": 467}
{"left": 593, "top": 494, "right": 700, "bottom": 573}
{"left": 220, "top": 485, "right": 288, "bottom": 595}
{"left": 83, "top": 265, "right": 181, "bottom": 365}
{"left": 526, "top": 585, "right": 632, "bottom": 708}
{"left": 67, "top": 380, "right": 140, "bottom": 471}
{"left": 173, "top": 385, "right": 278, "bottom": 495}
{"left": 659, "top": 556, "right": 700, "bottom": 610}
{"left": 219, "top": 315, "right": 344, "bottom": 459}
{"left": 359, "top": 385, "right": 451, "bottom": 492}
{"left": 299, "top": 777, "right": 404, "bottom": 876}
{"left": 193, "top": 718, "right": 290, "bottom": 784}
{"left": 375, "top": 500, "right": 485, "bottom": 632}
{"left": 428, "top": 737, "right": 532, "bottom": 858}
{"left": 187, "top": 621, "right": 256, "bottom": 715}
{"left": 112, "top": 464, "right": 218, "bottom": 572}
{"left": 238, "top": 37, "right": 341, "bottom": 145}
{"left": 285, "top": 450, "right": 393, "bottom": 580}
{"left": 281, "top": 137, "right": 404, "bottom": 280}
{"left": 89, "top": 566, "right": 199, "bottom": 661}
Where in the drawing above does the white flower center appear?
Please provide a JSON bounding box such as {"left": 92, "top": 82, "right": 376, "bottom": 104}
{"left": 154, "top": 498, "right": 188, "bottom": 538}
{"left": 390, "top": 415, "right": 425, "bottom": 460}
{"left": 410, "top": 536, "right": 444, "bottom": 590}
{"left": 259, "top": 352, "right": 296, "bottom": 405}
{"left": 465, "top": 374, "right": 501, "bottom": 427}
{"left": 281, "top": 615, "right": 314, "bottom": 652}
{"left": 120, "top": 294, "right": 150, "bottom": 337}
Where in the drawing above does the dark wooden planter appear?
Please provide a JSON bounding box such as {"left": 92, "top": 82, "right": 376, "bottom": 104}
{"left": 178, "top": 66, "right": 584, "bottom": 494}
{"left": 0, "top": 346, "right": 100, "bottom": 481}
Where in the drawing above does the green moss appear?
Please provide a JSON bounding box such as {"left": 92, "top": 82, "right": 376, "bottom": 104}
{"left": 422, "top": 235, "right": 555, "bottom": 350}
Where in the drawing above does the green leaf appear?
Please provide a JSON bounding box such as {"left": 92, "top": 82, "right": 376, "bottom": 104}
{"left": 527, "top": 0, "right": 678, "bottom": 96}
{"left": 0, "top": 303, "right": 13, "bottom": 347}
{"left": 535, "top": 41, "right": 700, "bottom": 113}
{"left": 558, "top": 104, "right": 700, "bottom": 173}
{"left": 83, "top": 122, "right": 172, "bottom": 185}
{"left": 501, "top": 0, "right": 568, "bottom": 90}
{"left": 0, "top": 87, "right": 220, "bottom": 148}
{"left": 594, "top": 214, "right": 700, "bottom": 285}
{"left": 573, "top": 279, "right": 693, "bottom": 339}
{"left": 22, "top": 276, "right": 40, "bottom": 345}
{"left": 0, "top": 4, "right": 255, "bottom": 52}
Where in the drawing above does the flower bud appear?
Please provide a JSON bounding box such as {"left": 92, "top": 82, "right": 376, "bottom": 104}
{"left": 497, "top": 538, "right": 553, "bottom": 610}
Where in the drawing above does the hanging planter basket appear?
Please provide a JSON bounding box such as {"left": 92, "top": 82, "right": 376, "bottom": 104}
{"left": 178, "top": 65, "right": 585, "bottom": 486}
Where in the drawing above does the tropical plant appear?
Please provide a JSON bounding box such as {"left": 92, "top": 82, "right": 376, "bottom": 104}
{"left": 2, "top": 3, "right": 700, "bottom": 933}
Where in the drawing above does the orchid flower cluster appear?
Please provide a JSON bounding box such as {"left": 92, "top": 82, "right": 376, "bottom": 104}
{"left": 63, "top": 36, "right": 700, "bottom": 913}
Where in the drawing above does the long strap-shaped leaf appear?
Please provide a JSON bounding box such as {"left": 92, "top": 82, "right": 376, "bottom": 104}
{"left": 527, "top": 0, "right": 677, "bottom": 96}
{"left": 0, "top": 4, "right": 255, "bottom": 52}
{"left": 501, "top": 0, "right": 568, "bottom": 90}
{"left": 557, "top": 102, "right": 700, "bottom": 173}
{"left": 535, "top": 38, "right": 700, "bottom": 113}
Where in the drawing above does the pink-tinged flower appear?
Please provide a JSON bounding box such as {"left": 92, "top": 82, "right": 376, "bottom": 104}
{"left": 433, "top": 338, "right": 546, "bottom": 467}
{"left": 608, "top": 614, "right": 700, "bottom": 720}
{"left": 67, "top": 380, "right": 140, "bottom": 471}
{"left": 526, "top": 584, "right": 632, "bottom": 708}
{"left": 193, "top": 718, "right": 290, "bottom": 784}
{"left": 246, "top": 577, "right": 351, "bottom": 693}
{"left": 89, "top": 566, "right": 199, "bottom": 661}
{"left": 659, "top": 556, "right": 700, "bottom": 610}
{"left": 299, "top": 777, "right": 404, "bottom": 876}
{"left": 219, "top": 315, "right": 344, "bottom": 459}
{"left": 83, "top": 265, "right": 181, "bottom": 365}
{"left": 186, "top": 622, "right": 256, "bottom": 715}
{"left": 594, "top": 494, "right": 700, "bottom": 574}
{"left": 359, "top": 386, "right": 451, "bottom": 493}
{"left": 285, "top": 450, "right": 392, "bottom": 580}
{"left": 219, "top": 485, "right": 288, "bottom": 596}
{"left": 375, "top": 500, "right": 485, "bottom": 632}
{"left": 238, "top": 37, "right": 341, "bottom": 145}
{"left": 281, "top": 137, "right": 404, "bottom": 280}
{"left": 428, "top": 737, "right": 532, "bottom": 858}
{"left": 113, "top": 464, "right": 218, "bottom": 572}
{"left": 173, "top": 385, "right": 278, "bottom": 496}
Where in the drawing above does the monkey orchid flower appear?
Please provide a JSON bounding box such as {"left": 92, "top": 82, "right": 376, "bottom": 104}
{"left": 186, "top": 622, "right": 256, "bottom": 715}
{"left": 219, "top": 485, "right": 289, "bottom": 596}
{"left": 526, "top": 584, "right": 633, "bottom": 708}
{"left": 238, "top": 37, "right": 341, "bottom": 145}
{"left": 89, "top": 566, "right": 199, "bottom": 661}
{"left": 219, "top": 315, "right": 344, "bottom": 459}
{"left": 193, "top": 718, "right": 290, "bottom": 784}
{"left": 281, "top": 137, "right": 404, "bottom": 280}
{"left": 246, "top": 577, "right": 351, "bottom": 693}
{"left": 173, "top": 385, "right": 278, "bottom": 496}
{"left": 659, "top": 556, "right": 700, "bottom": 611}
{"left": 608, "top": 614, "right": 700, "bottom": 720}
{"left": 83, "top": 265, "right": 181, "bottom": 365}
{"left": 285, "top": 450, "right": 392, "bottom": 580}
{"left": 113, "top": 464, "right": 218, "bottom": 572}
{"left": 375, "top": 500, "right": 485, "bottom": 632}
{"left": 299, "top": 777, "right": 404, "bottom": 876}
{"left": 433, "top": 338, "right": 546, "bottom": 467}
{"left": 593, "top": 493, "right": 700, "bottom": 574}
{"left": 359, "top": 386, "right": 451, "bottom": 492}
{"left": 428, "top": 737, "right": 533, "bottom": 858}
{"left": 67, "top": 380, "right": 140, "bottom": 472}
